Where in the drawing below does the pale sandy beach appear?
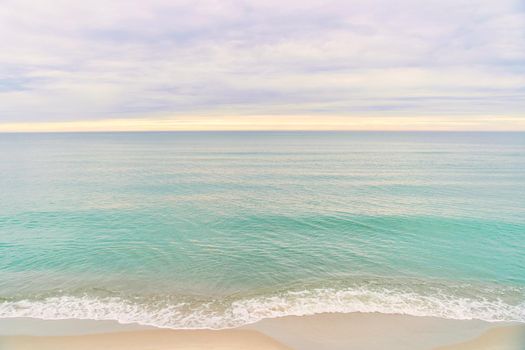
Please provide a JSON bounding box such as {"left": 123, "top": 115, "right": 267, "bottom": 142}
{"left": 436, "top": 325, "right": 525, "bottom": 350}
{"left": 1, "top": 313, "right": 523, "bottom": 350}
{"left": 0, "top": 328, "right": 290, "bottom": 350}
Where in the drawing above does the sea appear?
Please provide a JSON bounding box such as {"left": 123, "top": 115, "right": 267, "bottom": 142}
{"left": 0, "top": 131, "right": 524, "bottom": 329}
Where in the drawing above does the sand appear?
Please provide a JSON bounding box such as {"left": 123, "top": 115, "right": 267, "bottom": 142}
{"left": 0, "top": 314, "right": 523, "bottom": 350}
{"left": 436, "top": 325, "right": 525, "bottom": 350}
{"left": 0, "top": 329, "right": 290, "bottom": 350}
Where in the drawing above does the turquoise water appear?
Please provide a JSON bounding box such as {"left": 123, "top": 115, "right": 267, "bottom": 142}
{"left": 0, "top": 132, "right": 524, "bottom": 328}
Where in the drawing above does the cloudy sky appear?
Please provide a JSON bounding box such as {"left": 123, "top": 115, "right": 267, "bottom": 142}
{"left": 1, "top": 0, "right": 524, "bottom": 131}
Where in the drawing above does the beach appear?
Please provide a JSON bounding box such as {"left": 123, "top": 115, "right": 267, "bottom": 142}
{"left": 1, "top": 132, "right": 524, "bottom": 349}
{"left": 2, "top": 0, "right": 525, "bottom": 346}
{"left": 1, "top": 313, "right": 524, "bottom": 350}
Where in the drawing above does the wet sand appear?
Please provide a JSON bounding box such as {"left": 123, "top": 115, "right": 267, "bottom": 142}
{"left": 0, "top": 313, "right": 523, "bottom": 350}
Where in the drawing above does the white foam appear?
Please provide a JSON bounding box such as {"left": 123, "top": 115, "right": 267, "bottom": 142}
{"left": 1, "top": 287, "right": 524, "bottom": 329}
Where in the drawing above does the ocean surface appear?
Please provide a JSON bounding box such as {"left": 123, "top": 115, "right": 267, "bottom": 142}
{"left": 0, "top": 131, "right": 524, "bottom": 329}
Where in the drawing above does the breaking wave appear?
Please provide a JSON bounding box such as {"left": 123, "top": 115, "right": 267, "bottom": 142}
{"left": 1, "top": 283, "right": 524, "bottom": 329}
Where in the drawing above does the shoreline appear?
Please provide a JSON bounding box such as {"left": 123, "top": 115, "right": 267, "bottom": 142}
{"left": 1, "top": 313, "right": 523, "bottom": 349}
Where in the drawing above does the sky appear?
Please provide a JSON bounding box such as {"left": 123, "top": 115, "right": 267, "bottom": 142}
{"left": 0, "top": 0, "right": 524, "bottom": 131}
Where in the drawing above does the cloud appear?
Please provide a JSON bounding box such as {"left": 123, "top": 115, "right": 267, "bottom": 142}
{"left": 0, "top": 0, "right": 524, "bottom": 128}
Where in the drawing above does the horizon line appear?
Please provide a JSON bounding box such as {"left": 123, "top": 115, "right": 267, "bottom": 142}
{"left": 1, "top": 115, "right": 524, "bottom": 133}
{"left": 2, "top": 130, "right": 525, "bottom": 134}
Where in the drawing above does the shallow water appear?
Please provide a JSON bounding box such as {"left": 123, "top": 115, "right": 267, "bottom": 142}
{"left": 0, "top": 132, "right": 524, "bottom": 328}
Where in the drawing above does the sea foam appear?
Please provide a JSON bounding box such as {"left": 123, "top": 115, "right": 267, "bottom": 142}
{"left": 1, "top": 286, "right": 523, "bottom": 329}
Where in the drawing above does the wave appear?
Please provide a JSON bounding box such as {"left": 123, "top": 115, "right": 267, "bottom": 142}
{"left": 1, "top": 284, "right": 524, "bottom": 329}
